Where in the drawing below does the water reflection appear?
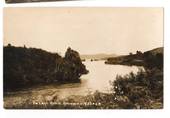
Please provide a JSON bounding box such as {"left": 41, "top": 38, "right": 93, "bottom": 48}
{"left": 80, "top": 60, "right": 141, "bottom": 93}
{"left": 4, "top": 60, "right": 142, "bottom": 100}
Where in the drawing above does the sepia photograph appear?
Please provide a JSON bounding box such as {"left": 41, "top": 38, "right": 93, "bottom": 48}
{"left": 3, "top": 7, "right": 163, "bottom": 109}
{"left": 5, "top": 0, "right": 73, "bottom": 4}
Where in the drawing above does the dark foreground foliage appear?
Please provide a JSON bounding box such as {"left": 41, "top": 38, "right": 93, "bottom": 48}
{"left": 4, "top": 68, "right": 163, "bottom": 109}
{"left": 111, "top": 68, "right": 163, "bottom": 109}
{"left": 3, "top": 46, "right": 163, "bottom": 109}
{"left": 105, "top": 47, "right": 163, "bottom": 109}
{"left": 4, "top": 45, "right": 88, "bottom": 91}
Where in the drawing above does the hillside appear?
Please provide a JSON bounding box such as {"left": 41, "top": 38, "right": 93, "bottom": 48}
{"left": 105, "top": 47, "right": 163, "bottom": 69}
{"left": 145, "top": 47, "right": 163, "bottom": 55}
{"left": 3, "top": 45, "right": 88, "bottom": 91}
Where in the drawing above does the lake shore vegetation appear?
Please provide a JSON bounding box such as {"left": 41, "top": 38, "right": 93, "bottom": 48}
{"left": 3, "top": 45, "right": 163, "bottom": 109}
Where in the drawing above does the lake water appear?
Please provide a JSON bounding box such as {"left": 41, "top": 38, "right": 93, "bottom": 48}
{"left": 4, "top": 60, "right": 142, "bottom": 107}
{"left": 81, "top": 60, "right": 140, "bottom": 93}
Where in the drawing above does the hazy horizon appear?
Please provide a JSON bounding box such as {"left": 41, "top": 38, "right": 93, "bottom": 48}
{"left": 4, "top": 7, "right": 163, "bottom": 55}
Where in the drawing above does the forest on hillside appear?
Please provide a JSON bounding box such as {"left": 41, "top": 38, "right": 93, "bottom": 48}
{"left": 3, "top": 44, "right": 88, "bottom": 91}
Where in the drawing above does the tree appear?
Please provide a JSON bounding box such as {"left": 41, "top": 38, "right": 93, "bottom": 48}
{"left": 7, "top": 43, "right": 11, "bottom": 47}
{"left": 129, "top": 52, "right": 133, "bottom": 55}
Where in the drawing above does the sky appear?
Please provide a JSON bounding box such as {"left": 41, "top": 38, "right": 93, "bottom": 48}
{"left": 3, "top": 7, "right": 163, "bottom": 55}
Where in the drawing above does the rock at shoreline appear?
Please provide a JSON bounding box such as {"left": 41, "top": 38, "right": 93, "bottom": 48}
{"left": 3, "top": 45, "right": 88, "bottom": 91}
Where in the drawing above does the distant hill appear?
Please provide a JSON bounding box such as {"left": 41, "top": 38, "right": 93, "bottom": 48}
{"left": 80, "top": 53, "right": 117, "bottom": 60}
{"left": 105, "top": 47, "right": 163, "bottom": 69}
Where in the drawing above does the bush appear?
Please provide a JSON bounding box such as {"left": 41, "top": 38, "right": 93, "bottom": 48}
{"left": 110, "top": 68, "right": 163, "bottom": 109}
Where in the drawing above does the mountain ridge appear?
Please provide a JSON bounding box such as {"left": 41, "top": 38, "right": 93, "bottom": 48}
{"left": 80, "top": 53, "right": 117, "bottom": 60}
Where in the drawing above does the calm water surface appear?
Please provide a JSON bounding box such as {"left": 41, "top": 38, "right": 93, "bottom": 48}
{"left": 4, "top": 60, "right": 142, "bottom": 106}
